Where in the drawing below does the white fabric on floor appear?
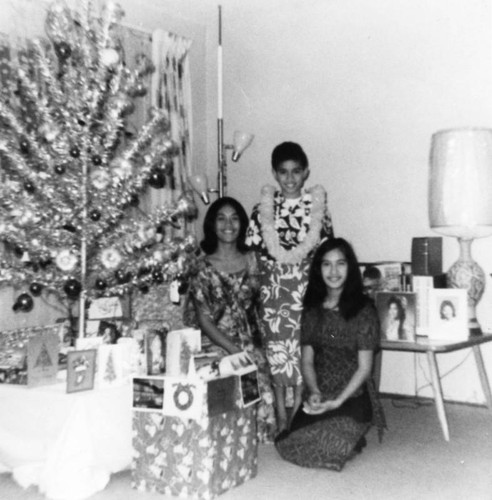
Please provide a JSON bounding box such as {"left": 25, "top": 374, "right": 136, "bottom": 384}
{"left": 0, "top": 380, "right": 132, "bottom": 500}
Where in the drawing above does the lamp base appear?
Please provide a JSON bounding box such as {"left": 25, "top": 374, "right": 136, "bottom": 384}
{"left": 447, "top": 238, "right": 485, "bottom": 337}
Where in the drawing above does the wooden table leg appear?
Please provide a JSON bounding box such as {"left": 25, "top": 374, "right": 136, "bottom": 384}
{"left": 426, "top": 351, "right": 450, "bottom": 441}
{"left": 373, "top": 349, "right": 382, "bottom": 392}
{"left": 472, "top": 345, "right": 492, "bottom": 410}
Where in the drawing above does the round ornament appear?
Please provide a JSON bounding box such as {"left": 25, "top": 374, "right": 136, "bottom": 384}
{"left": 29, "top": 282, "right": 43, "bottom": 297}
{"left": 100, "top": 48, "right": 120, "bottom": 68}
{"left": 92, "top": 154, "right": 102, "bottom": 166}
{"left": 100, "top": 248, "right": 122, "bottom": 270}
{"left": 91, "top": 169, "right": 111, "bottom": 190}
{"left": 54, "top": 164, "right": 66, "bottom": 175}
{"left": 148, "top": 169, "right": 166, "bottom": 189}
{"left": 54, "top": 41, "right": 72, "bottom": 61}
{"left": 152, "top": 270, "right": 164, "bottom": 283}
{"left": 13, "top": 293, "right": 34, "bottom": 313}
{"left": 24, "top": 181, "right": 35, "bottom": 194}
{"left": 69, "top": 145, "right": 80, "bottom": 158}
{"left": 56, "top": 249, "right": 78, "bottom": 272}
{"left": 90, "top": 210, "right": 101, "bottom": 222}
{"left": 94, "top": 278, "right": 107, "bottom": 291}
{"left": 19, "top": 138, "right": 29, "bottom": 154}
{"left": 64, "top": 278, "right": 81, "bottom": 299}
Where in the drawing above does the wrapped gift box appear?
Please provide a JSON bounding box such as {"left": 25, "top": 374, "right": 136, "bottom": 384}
{"left": 132, "top": 376, "right": 258, "bottom": 499}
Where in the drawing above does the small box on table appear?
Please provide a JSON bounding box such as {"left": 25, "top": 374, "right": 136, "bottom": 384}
{"left": 131, "top": 374, "right": 258, "bottom": 499}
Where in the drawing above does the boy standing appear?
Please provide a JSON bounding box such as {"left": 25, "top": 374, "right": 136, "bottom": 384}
{"left": 246, "top": 141, "right": 334, "bottom": 432}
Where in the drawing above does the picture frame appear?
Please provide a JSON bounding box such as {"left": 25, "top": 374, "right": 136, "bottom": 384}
{"left": 428, "top": 288, "right": 468, "bottom": 340}
{"left": 132, "top": 376, "right": 165, "bottom": 412}
{"left": 239, "top": 368, "right": 261, "bottom": 408}
{"left": 66, "top": 349, "right": 97, "bottom": 393}
{"left": 375, "top": 291, "right": 417, "bottom": 342}
{"left": 145, "top": 329, "right": 165, "bottom": 375}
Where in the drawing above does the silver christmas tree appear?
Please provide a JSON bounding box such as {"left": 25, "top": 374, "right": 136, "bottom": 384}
{"left": 0, "top": 0, "right": 198, "bottom": 327}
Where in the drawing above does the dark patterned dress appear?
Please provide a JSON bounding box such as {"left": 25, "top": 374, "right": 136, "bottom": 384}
{"left": 275, "top": 303, "right": 380, "bottom": 470}
{"left": 184, "top": 252, "right": 277, "bottom": 443}
{"left": 246, "top": 188, "right": 334, "bottom": 387}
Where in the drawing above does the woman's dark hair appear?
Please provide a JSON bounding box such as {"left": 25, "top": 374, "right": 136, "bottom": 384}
{"left": 440, "top": 300, "right": 456, "bottom": 319}
{"left": 387, "top": 295, "right": 405, "bottom": 336}
{"left": 271, "top": 141, "right": 308, "bottom": 171}
{"left": 200, "top": 196, "right": 249, "bottom": 254}
{"left": 303, "top": 237, "right": 368, "bottom": 320}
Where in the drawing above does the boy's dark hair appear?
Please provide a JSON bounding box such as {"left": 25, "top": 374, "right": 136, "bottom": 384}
{"left": 201, "top": 196, "right": 249, "bottom": 255}
{"left": 302, "top": 237, "right": 370, "bottom": 321}
{"left": 271, "top": 141, "right": 308, "bottom": 171}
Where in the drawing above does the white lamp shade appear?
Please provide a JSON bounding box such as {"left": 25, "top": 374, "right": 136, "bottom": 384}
{"left": 188, "top": 173, "right": 210, "bottom": 204}
{"left": 429, "top": 128, "right": 492, "bottom": 239}
{"left": 231, "top": 131, "right": 254, "bottom": 162}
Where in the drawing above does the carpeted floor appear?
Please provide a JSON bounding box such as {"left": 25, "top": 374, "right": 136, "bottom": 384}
{"left": 1, "top": 398, "right": 492, "bottom": 500}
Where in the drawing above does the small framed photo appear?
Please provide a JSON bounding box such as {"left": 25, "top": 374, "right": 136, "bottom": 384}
{"left": 66, "top": 349, "right": 97, "bottom": 393}
{"left": 239, "top": 368, "right": 261, "bottom": 408}
{"left": 376, "top": 291, "right": 417, "bottom": 342}
{"left": 132, "top": 376, "right": 165, "bottom": 412}
{"left": 97, "top": 320, "right": 120, "bottom": 344}
{"left": 428, "top": 289, "right": 468, "bottom": 340}
{"left": 145, "top": 329, "right": 165, "bottom": 375}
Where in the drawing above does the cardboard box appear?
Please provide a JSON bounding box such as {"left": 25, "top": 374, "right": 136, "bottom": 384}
{"left": 131, "top": 376, "right": 258, "bottom": 499}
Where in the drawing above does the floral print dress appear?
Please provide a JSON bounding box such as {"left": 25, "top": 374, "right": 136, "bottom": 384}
{"left": 184, "top": 252, "right": 277, "bottom": 443}
{"left": 246, "top": 189, "right": 334, "bottom": 387}
{"left": 275, "top": 304, "right": 381, "bottom": 471}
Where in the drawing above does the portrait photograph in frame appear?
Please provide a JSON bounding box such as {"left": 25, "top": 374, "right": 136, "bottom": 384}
{"left": 66, "top": 349, "right": 97, "bottom": 393}
{"left": 428, "top": 288, "right": 468, "bottom": 341}
{"left": 375, "top": 291, "right": 417, "bottom": 342}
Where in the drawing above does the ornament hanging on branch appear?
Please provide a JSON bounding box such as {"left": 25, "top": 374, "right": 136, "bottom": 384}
{"left": 0, "top": 0, "right": 199, "bottom": 326}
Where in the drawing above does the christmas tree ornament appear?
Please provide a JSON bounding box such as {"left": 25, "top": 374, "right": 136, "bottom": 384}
{"left": 56, "top": 248, "right": 78, "bottom": 272}
{"left": 29, "top": 282, "right": 43, "bottom": 297}
{"left": 148, "top": 168, "right": 166, "bottom": 189}
{"left": 89, "top": 209, "right": 101, "bottom": 221}
{"left": 19, "top": 138, "right": 29, "bottom": 154}
{"left": 115, "top": 269, "right": 131, "bottom": 284}
{"left": 152, "top": 270, "right": 164, "bottom": 283}
{"left": 91, "top": 169, "right": 111, "bottom": 190}
{"left": 91, "top": 154, "right": 102, "bottom": 166}
{"left": 69, "top": 145, "right": 80, "bottom": 158}
{"left": 54, "top": 164, "right": 66, "bottom": 175}
{"left": 100, "top": 48, "right": 120, "bottom": 68}
{"left": 24, "top": 181, "right": 36, "bottom": 194}
{"left": 63, "top": 278, "right": 81, "bottom": 298}
{"left": 13, "top": 293, "right": 34, "bottom": 313}
{"left": 94, "top": 278, "right": 107, "bottom": 290}
{"left": 101, "top": 248, "right": 122, "bottom": 269}
{"left": 54, "top": 41, "right": 72, "bottom": 61}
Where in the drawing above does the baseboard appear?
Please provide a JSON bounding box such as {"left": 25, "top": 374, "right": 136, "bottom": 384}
{"left": 379, "top": 392, "right": 488, "bottom": 409}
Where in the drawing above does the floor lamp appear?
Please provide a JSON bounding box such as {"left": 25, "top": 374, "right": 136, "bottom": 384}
{"left": 429, "top": 128, "right": 492, "bottom": 335}
{"left": 189, "top": 6, "right": 254, "bottom": 202}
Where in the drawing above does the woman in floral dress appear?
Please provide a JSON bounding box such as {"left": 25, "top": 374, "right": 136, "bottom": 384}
{"left": 275, "top": 238, "right": 384, "bottom": 470}
{"left": 246, "top": 142, "right": 334, "bottom": 432}
{"left": 185, "top": 196, "right": 276, "bottom": 443}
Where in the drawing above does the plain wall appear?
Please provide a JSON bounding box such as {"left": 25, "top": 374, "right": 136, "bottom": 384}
{"left": 1, "top": 0, "right": 492, "bottom": 403}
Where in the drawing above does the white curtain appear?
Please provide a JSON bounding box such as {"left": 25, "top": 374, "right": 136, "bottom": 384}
{"left": 145, "top": 29, "right": 193, "bottom": 212}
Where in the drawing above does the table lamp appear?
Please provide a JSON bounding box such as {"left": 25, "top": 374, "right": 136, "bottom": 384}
{"left": 429, "top": 128, "right": 492, "bottom": 335}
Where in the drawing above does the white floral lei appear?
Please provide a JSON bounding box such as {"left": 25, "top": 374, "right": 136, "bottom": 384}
{"left": 259, "top": 184, "right": 326, "bottom": 264}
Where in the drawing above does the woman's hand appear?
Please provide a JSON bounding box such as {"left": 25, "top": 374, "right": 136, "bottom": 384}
{"left": 303, "top": 397, "right": 342, "bottom": 415}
